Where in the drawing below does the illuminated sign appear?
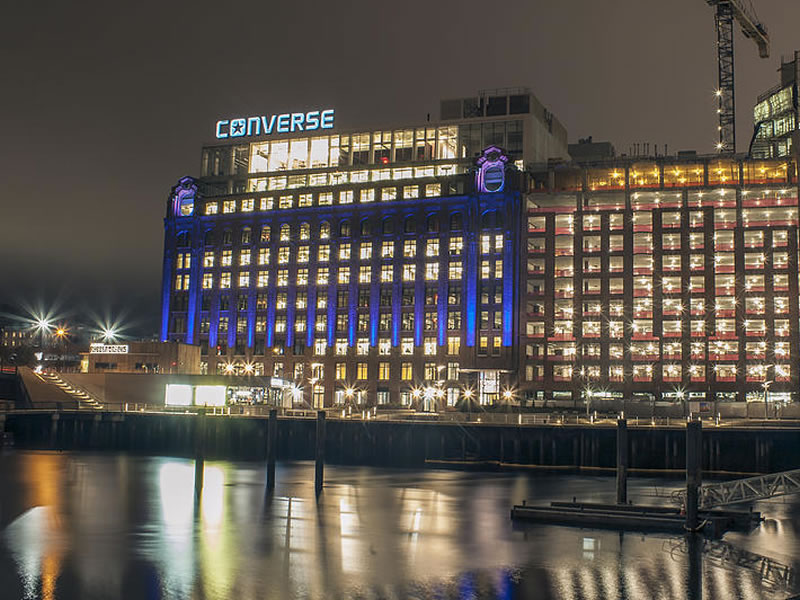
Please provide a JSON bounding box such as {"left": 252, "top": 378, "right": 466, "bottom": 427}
{"left": 476, "top": 145, "right": 509, "bottom": 193}
{"left": 90, "top": 343, "right": 129, "bottom": 354}
{"left": 215, "top": 109, "right": 334, "bottom": 139}
{"left": 171, "top": 176, "right": 198, "bottom": 217}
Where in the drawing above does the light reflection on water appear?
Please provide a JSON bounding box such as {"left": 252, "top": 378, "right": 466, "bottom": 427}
{"left": 0, "top": 451, "right": 798, "bottom": 599}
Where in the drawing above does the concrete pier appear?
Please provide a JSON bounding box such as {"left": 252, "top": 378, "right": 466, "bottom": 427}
{"left": 616, "top": 417, "right": 628, "bottom": 504}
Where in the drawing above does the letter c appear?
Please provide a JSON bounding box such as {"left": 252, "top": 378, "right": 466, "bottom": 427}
{"left": 216, "top": 120, "right": 229, "bottom": 139}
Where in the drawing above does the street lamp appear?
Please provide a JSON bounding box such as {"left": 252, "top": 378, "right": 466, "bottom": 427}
{"left": 462, "top": 387, "right": 474, "bottom": 421}
{"left": 54, "top": 326, "right": 67, "bottom": 372}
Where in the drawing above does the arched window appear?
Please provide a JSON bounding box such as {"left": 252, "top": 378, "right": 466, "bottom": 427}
{"left": 360, "top": 219, "right": 371, "bottom": 236}
{"left": 320, "top": 221, "right": 330, "bottom": 239}
{"left": 481, "top": 211, "right": 494, "bottom": 229}
{"left": 382, "top": 218, "right": 394, "bottom": 234}
{"left": 204, "top": 230, "right": 214, "bottom": 246}
{"left": 449, "top": 212, "right": 463, "bottom": 231}
{"left": 404, "top": 217, "right": 415, "bottom": 234}
{"left": 177, "top": 231, "right": 191, "bottom": 247}
{"left": 339, "top": 220, "right": 351, "bottom": 237}
{"left": 299, "top": 222, "right": 310, "bottom": 240}
{"left": 259, "top": 225, "right": 271, "bottom": 244}
{"left": 222, "top": 230, "right": 233, "bottom": 245}
{"left": 280, "top": 224, "right": 290, "bottom": 242}
{"left": 241, "top": 227, "right": 252, "bottom": 245}
{"left": 426, "top": 214, "right": 439, "bottom": 233}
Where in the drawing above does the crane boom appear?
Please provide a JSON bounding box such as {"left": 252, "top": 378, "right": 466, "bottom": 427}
{"left": 705, "top": 0, "right": 770, "bottom": 153}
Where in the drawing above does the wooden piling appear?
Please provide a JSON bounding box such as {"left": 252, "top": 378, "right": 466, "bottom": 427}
{"left": 315, "top": 411, "right": 325, "bottom": 496}
{"left": 685, "top": 419, "right": 702, "bottom": 530}
{"left": 194, "top": 411, "right": 205, "bottom": 498}
{"left": 266, "top": 409, "right": 277, "bottom": 491}
{"left": 616, "top": 417, "right": 628, "bottom": 504}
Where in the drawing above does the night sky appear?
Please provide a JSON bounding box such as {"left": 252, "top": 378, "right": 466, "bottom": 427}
{"left": 1, "top": 0, "right": 798, "bottom": 336}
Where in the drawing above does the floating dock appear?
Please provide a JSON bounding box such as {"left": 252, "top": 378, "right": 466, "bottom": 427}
{"left": 511, "top": 501, "right": 760, "bottom": 536}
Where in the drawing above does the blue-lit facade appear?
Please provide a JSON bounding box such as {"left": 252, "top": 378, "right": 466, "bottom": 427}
{"left": 160, "top": 87, "right": 571, "bottom": 408}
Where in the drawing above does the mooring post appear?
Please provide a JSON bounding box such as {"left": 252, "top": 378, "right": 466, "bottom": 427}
{"left": 315, "top": 410, "right": 326, "bottom": 496}
{"left": 50, "top": 412, "right": 60, "bottom": 449}
{"left": 194, "top": 411, "right": 205, "bottom": 498}
{"left": 266, "top": 409, "right": 277, "bottom": 491}
{"left": 685, "top": 419, "right": 702, "bottom": 530}
{"left": 616, "top": 417, "right": 628, "bottom": 504}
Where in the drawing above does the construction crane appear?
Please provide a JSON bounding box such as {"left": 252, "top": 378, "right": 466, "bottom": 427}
{"left": 705, "top": 0, "right": 769, "bottom": 153}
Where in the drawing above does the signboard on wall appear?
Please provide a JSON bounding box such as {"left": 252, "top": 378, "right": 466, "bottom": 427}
{"left": 90, "top": 343, "right": 129, "bottom": 355}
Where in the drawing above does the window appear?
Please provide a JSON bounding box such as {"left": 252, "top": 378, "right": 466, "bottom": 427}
{"left": 359, "top": 265, "right": 371, "bottom": 283}
{"left": 378, "top": 339, "right": 391, "bottom": 355}
{"left": 381, "top": 264, "right": 393, "bottom": 282}
{"left": 280, "top": 224, "right": 290, "bottom": 241}
{"left": 423, "top": 337, "right": 437, "bottom": 355}
{"left": 335, "top": 339, "right": 348, "bottom": 356}
{"left": 356, "top": 338, "right": 369, "bottom": 355}
{"left": 278, "top": 246, "right": 290, "bottom": 264}
{"left": 361, "top": 189, "right": 375, "bottom": 203}
{"left": 382, "top": 187, "right": 397, "bottom": 201}
{"left": 339, "top": 243, "right": 351, "bottom": 261}
{"left": 425, "top": 262, "right": 439, "bottom": 280}
{"left": 378, "top": 362, "right": 390, "bottom": 380}
{"left": 426, "top": 239, "right": 439, "bottom": 257}
{"left": 314, "top": 339, "right": 327, "bottom": 355}
{"left": 401, "top": 362, "right": 413, "bottom": 380}
{"left": 401, "top": 338, "right": 413, "bottom": 355}
{"left": 403, "top": 239, "right": 416, "bottom": 258}
{"left": 360, "top": 243, "right": 372, "bottom": 260}
{"left": 338, "top": 267, "right": 350, "bottom": 284}
{"left": 202, "top": 273, "right": 213, "bottom": 289}
{"left": 403, "top": 264, "right": 416, "bottom": 281}
{"left": 220, "top": 272, "right": 231, "bottom": 289}
{"left": 381, "top": 241, "right": 394, "bottom": 258}
{"left": 277, "top": 269, "right": 289, "bottom": 286}
{"left": 447, "top": 336, "right": 460, "bottom": 355}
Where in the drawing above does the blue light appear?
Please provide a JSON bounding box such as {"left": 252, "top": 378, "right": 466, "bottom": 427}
{"left": 215, "top": 120, "right": 229, "bottom": 139}
{"left": 214, "top": 109, "right": 335, "bottom": 138}
{"left": 229, "top": 118, "right": 246, "bottom": 137}
{"left": 465, "top": 232, "right": 478, "bottom": 347}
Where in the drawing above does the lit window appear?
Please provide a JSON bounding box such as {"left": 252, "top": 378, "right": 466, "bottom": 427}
{"left": 242, "top": 198, "right": 254, "bottom": 212}
{"left": 357, "top": 338, "right": 369, "bottom": 355}
{"left": 238, "top": 273, "right": 250, "bottom": 288}
{"left": 378, "top": 339, "right": 391, "bottom": 355}
{"left": 381, "top": 241, "right": 394, "bottom": 258}
{"left": 361, "top": 189, "right": 375, "bottom": 203}
{"left": 356, "top": 362, "right": 368, "bottom": 380}
{"left": 338, "top": 268, "right": 350, "bottom": 284}
{"left": 279, "top": 195, "right": 293, "bottom": 209}
{"left": 203, "top": 251, "right": 214, "bottom": 268}
{"left": 425, "top": 183, "right": 441, "bottom": 197}
{"left": 401, "top": 338, "right": 413, "bottom": 355}
{"left": 447, "top": 336, "right": 460, "bottom": 355}
{"left": 202, "top": 273, "right": 213, "bottom": 289}
{"left": 481, "top": 235, "right": 491, "bottom": 254}
{"left": 335, "top": 339, "right": 348, "bottom": 356}
{"left": 260, "top": 197, "right": 274, "bottom": 211}
{"left": 403, "top": 239, "right": 416, "bottom": 258}
{"left": 314, "top": 339, "right": 327, "bottom": 355}
{"left": 359, "top": 265, "right": 371, "bottom": 283}
{"left": 403, "top": 264, "right": 416, "bottom": 281}
{"left": 221, "top": 250, "right": 232, "bottom": 267}
{"left": 317, "top": 267, "right": 329, "bottom": 285}
{"left": 318, "top": 244, "right": 330, "bottom": 262}
{"left": 280, "top": 224, "right": 290, "bottom": 241}
{"left": 360, "top": 243, "right": 372, "bottom": 261}
{"left": 425, "top": 262, "right": 439, "bottom": 281}
{"left": 382, "top": 187, "right": 397, "bottom": 201}
{"left": 426, "top": 239, "right": 439, "bottom": 257}
{"left": 378, "top": 362, "right": 390, "bottom": 380}
{"left": 315, "top": 315, "right": 326, "bottom": 332}
{"left": 257, "top": 271, "right": 269, "bottom": 287}
{"left": 423, "top": 337, "right": 437, "bottom": 355}
{"left": 381, "top": 264, "right": 393, "bottom": 282}
{"left": 339, "top": 243, "right": 351, "bottom": 261}
{"left": 449, "top": 236, "right": 463, "bottom": 255}
{"left": 401, "top": 362, "right": 413, "bottom": 380}
{"left": 495, "top": 259, "right": 503, "bottom": 279}
{"left": 335, "top": 363, "right": 346, "bottom": 380}
{"left": 297, "top": 268, "right": 309, "bottom": 286}
{"left": 220, "top": 272, "right": 231, "bottom": 289}
{"left": 239, "top": 250, "right": 251, "bottom": 266}
{"left": 495, "top": 234, "right": 503, "bottom": 251}
{"left": 205, "top": 202, "right": 218, "bottom": 215}
{"left": 298, "top": 194, "right": 313, "bottom": 207}
{"left": 318, "top": 192, "right": 333, "bottom": 206}
{"left": 223, "top": 200, "right": 236, "bottom": 214}
{"left": 277, "top": 269, "right": 288, "bottom": 286}
{"left": 481, "top": 260, "right": 491, "bottom": 279}
{"left": 403, "top": 185, "right": 418, "bottom": 199}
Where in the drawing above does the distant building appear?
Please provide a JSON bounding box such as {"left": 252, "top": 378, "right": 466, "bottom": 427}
{"left": 568, "top": 137, "right": 616, "bottom": 164}
{"left": 752, "top": 50, "right": 800, "bottom": 159}
{"left": 81, "top": 341, "right": 201, "bottom": 374}
{"left": 0, "top": 325, "right": 33, "bottom": 349}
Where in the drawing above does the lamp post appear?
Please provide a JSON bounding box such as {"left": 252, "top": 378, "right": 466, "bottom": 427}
{"left": 55, "top": 327, "right": 67, "bottom": 372}
{"left": 463, "top": 388, "right": 474, "bottom": 421}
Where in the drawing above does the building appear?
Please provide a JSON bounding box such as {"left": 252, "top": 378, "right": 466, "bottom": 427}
{"left": 752, "top": 50, "right": 800, "bottom": 159}
{"left": 522, "top": 155, "right": 799, "bottom": 406}
{"left": 162, "top": 88, "right": 569, "bottom": 408}
{"left": 162, "top": 88, "right": 799, "bottom": 409}
{"left": 0, "top": 325, "right": 33, "bottom": 349}
{"left": 81, "top": 341, "right": 201, "bottom": 374}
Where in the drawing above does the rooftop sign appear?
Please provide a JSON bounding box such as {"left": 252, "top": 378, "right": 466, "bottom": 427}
{"left": 90, "top": 343, "right": 129, "bottom": 355}
{"left": 215, "top": 109, "right": 335, "bottom": 139}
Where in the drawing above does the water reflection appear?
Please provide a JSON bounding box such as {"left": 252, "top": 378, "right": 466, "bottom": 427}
{"left": 0, "top": 452, "right": 798, "bottom": 599}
